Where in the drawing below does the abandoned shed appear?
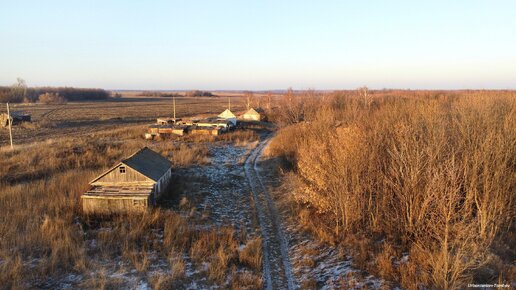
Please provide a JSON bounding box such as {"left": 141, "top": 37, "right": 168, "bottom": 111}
{"left": 241, "top": 108, "right": 265, "bottom": 121}
{"left": 81, "top": 147, "right": 172, "bottom": 214}
{"left": 218, "top": 109, "right": 237, "bottom": 126}
{"left": 1, "top": 111, "right": 31, "bottom": 127}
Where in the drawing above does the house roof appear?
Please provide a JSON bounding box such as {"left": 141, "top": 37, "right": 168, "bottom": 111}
{"left": 243, "top": 108, "right": 263, "bottom": 116}
{"left": 90, "top": 147, "right": 171, "bottom": 184}
{"left": 122, "top": 147, "right": 172, "bottom": 181}
{"left": 1, "top": 111, "right": 30, "bottom": 117}
{"left": 218, "top": 109, "right": 236, "bottom": 119}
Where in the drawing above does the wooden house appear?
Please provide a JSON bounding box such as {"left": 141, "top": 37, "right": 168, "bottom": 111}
{"left": 218, "top": 109, "right": 237, "bottom": 126}
{"left": 81, "top": 147, "right": 172, "bottom": 214}
{"left": 1, "top": 111, "right": 31, "bottom": 127}
{"left": 241, "top": 108, "right": 265, "bottom": 121}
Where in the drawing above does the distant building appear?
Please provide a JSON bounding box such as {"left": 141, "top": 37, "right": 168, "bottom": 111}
{"left": 81, "top": 147, "right": 172, "bottom": 214}
{"left": 156, "top": 117, "right": 181, "bottom": 125}
{"left": 218, "top": 109, "right": 237, "bottom": 126}
{"left": 190, "top": 126, "right": 223, "bottom": 136}
{"left": 196, "top": 117, "right": 232, "bottom": 130}
{"left": 147, "top": 124, "right": 186, "bottom": 138}
{"left": 241, "top": 108, "right": 265, "bottom": 121}
{"left": 0, "top": 111, "right": 31, "bottom": 127}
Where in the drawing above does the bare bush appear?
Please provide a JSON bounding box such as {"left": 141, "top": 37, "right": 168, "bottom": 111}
{"left": 38, "top": 92, "right": 66, "bottom": 104}
{"left": 270, "top": 90, "right": 516, "bottom": 288}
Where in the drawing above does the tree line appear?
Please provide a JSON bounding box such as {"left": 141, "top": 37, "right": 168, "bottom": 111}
{"left": 0, "top": 79, "right": 110, "bottom": 103}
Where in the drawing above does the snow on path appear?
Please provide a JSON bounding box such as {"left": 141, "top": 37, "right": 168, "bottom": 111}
{"left": 257, "top": 149, "right": 386, "bottom": 289}
{"left": 245, "top": 136, "right": 297, "bottom": 290}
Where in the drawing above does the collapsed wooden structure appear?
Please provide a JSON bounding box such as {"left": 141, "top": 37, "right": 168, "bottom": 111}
{"left": 1, "top": 111, "right": 31, "bottom": 127}
{"left": 81, "top": 147, "right": 172, "bottom": 214}
{"left": 147, "top": 108, "right": 237, "bottom": 139}
{"left": 156, "top": 117, "right": 181, "bottom": 125}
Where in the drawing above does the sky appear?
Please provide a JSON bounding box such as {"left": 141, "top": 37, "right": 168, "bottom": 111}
{"left": 0, "top": 0, "right": 515, "bottom": 90}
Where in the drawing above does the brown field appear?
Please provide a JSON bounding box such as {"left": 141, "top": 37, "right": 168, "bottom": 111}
{"left": 0, "top": 93, "right": 251, "bottom": 146}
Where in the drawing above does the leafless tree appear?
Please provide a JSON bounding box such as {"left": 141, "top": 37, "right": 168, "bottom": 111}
{"left": 358, "top": 86, "right": 371, "bottom": 108}
{"left": 244, "top": 91, "right": 254, "bottom": 110}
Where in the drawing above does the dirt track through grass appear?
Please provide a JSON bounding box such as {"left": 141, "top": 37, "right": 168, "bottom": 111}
{"left": 245, "top": 136, "right": 296, "bottom": 290}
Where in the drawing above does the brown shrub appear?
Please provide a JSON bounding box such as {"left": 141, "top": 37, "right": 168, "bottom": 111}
{"left": 271, "top": 91, "right": 516, "bottom": 288}
{"left": 376, "top": 243, "right": 397, "bottom": 281}
{"left": 38, "top": 92, "right": 66, "bottom": 104}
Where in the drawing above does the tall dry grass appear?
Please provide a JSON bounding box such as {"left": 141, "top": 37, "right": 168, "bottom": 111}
{"left": 0, "top": 125, "right": 262, "bottom": 288}
{"left": 269, "top": 90, "right": 516, "bottom": 289}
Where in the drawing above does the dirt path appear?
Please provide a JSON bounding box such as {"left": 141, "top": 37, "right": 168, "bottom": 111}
{"left": 244, "top": 136, "right": 296, "bottom": 290}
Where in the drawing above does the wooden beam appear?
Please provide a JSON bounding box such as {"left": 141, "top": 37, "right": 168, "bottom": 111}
{"left": 6, "top": 103, "right": 13, "bottom": 149}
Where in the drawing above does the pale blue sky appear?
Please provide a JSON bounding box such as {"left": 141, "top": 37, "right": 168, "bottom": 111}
{"left": 1, "top": 0, "right": 515, "bottom": 90}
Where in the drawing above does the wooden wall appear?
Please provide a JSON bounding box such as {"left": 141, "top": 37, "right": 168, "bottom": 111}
{"left": 155, "top": 168, "right": 172, "bottom": 199}
{"left": 92, "top": 164, "right": 154, "bottom": 185}
{"left": 82, "top": 195, "right": 150, "bottom": 214}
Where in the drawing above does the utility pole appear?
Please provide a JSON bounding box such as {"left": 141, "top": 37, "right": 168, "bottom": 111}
{"left": 228, "top": 97, "right": 231, "bottom": 111}
{"left": 6, "top": 103, "right": 13, "bottom": 149}
{"left": 173, "top": 96, "right": 176, "bottom": 120}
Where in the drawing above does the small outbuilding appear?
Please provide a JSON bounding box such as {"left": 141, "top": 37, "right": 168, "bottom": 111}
{"left": 218, "top": 109, "right": 237, "bottom": 126}
{"left": 1, "top": 111, "right": 31, "bottom": 127}
{"left": 241, "top": 108, "right": 265, "bottom": 121}
{"left": 81, "top": 147, "right": 172, "bottom": 214}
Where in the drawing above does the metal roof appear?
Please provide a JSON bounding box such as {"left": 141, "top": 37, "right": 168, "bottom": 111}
{"left": 218, "top": 109, "right": 236, "bottom": 119}
{"left": 121, "top": 147, "right": 172, "bottom": 182}
{"left": 243, "top": 108, "right": 262, "bottom": 115}
{"left": 90, "top": 147, "right": 171, "bottom": 184}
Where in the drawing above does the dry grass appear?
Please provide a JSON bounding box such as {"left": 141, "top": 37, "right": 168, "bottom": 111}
{"left": 0, "top": 97, "right": 263, "bottom": 287}
{"left": 230, "top": 268, "right": 264, "bottom": 290}
{"left": 189, "top": 228, "right": 239, "bottom": 282}
{"left": 238, "top": 237, "right": 263, "bottom": 271}
{"left": 270, "top": 90, "right": 516, "bottom": 288}
{"left": 169, "top": 143, "right": 210, "bottom": 167}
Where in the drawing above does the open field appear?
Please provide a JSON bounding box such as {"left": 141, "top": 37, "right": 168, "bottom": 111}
{"left": 0, "top": 93, "right": 251, "bottom": 146}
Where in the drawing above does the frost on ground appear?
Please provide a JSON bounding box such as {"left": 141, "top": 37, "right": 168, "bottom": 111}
{"left": 256, "top": 153, "right": 386, "bottom": 290}
{"left": 171, "top": 141, "right": 259, "bottom": 233}
{"left": 43, "top": 140, "right": 262, "bottom": 289}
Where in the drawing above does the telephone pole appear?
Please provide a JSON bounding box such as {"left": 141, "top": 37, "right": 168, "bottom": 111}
{"left": 173, "top": 96, "right": 176, "bottom": 120}
{"left": 6, "top": 103, "right": 13, "bottom": 149}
